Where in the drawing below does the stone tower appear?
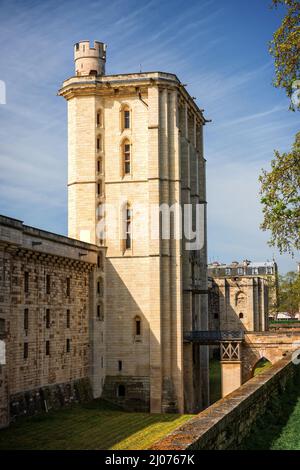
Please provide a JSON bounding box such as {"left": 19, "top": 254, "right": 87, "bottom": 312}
{"left": 59, "top": 40, "right": 209, "bottom": 413}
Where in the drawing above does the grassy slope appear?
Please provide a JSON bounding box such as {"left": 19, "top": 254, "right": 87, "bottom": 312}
{"left": 0, "top": 400, "right": 192, "bottom": 450}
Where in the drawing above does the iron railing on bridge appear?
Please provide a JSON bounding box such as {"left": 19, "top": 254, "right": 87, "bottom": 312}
{"left": 184, "top": 330, "right": 244, "bottom": 344}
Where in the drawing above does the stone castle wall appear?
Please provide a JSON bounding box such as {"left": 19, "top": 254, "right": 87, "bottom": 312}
{"left": 0, "top": 215, "right": 101, "bottom": 427}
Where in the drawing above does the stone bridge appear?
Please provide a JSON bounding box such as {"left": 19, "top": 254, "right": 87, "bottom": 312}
{"left": 186, "top": 328, "right": 300, "bottom": 398}
{"left": 222, "top": 328, "right": 300, "bottom": 397}
{"left": 242, "top": 329, "right": 300, "bottom": 381}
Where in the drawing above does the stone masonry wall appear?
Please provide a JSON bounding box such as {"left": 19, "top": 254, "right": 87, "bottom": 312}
{"left": 151, "top": 355, "right": 299, "bottom": 450}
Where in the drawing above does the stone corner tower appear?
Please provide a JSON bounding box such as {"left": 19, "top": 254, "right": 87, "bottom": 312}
{"left": 74, "top": 40, "right": 106, "bottom": 76}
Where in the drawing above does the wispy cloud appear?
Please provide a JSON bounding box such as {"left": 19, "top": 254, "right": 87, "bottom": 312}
{"left": 0, "top": 0, "right": 298, "bottom": 273}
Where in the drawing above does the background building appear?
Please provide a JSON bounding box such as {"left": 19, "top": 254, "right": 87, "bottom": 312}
{"left": 208, "top": 260, "right": 277, "bottom": 332}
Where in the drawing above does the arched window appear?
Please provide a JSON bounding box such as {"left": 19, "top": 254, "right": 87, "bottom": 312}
{"left": 122, "top": 140, "right": 131, "bottom": 175}
{"left": 239, "top": 312, "right": 244, "bottom": 319}
{"left": 96, "top": 109, "right": 103, "bottom": 127}
{"left": 125, "top": 205, "right": 132, "bottom": 250}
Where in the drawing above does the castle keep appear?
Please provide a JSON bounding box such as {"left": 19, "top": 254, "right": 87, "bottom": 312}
{"left": 58, "top": 40, "right": 209, "bottom": 414}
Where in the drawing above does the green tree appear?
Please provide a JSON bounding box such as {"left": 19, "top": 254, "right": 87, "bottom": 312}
{"left": 259, "top": 132, "right": 300, "bottom": 255}
{"left": 277, "top": 270, "right": 300, "bottom": 316}
{"left": 270, "top": 0, "right": 300, "bottom": 110}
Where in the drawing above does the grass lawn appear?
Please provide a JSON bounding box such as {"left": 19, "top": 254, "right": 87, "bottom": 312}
{"left": 253, "top": 358, "right": 272, "bottom": 377}
{"left": 0, "top": 400, "right": 192, "bottom": 450}
{"left": 270, "top": 397, "right": 300, "bottom": 450}
{"left": 209, "top": 358, "right": 221, "bottom": 404}
{"left": 238, "top": 373, "right": 300, "bottom": 450}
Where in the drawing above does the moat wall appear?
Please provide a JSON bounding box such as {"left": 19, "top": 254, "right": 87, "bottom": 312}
{"left": 151, "top": 355, "right": 300, "bottom": 450}
{"left": 9, "top": 378, "right": 92, "bottom": 423}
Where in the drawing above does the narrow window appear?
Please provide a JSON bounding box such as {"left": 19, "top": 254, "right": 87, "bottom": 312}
{"left": 101, "top": 356, "right": 104, "bottom": 368}
{"left": 123, "top": 141, "right": 131, "bottom": 174}
{"left": 66, "top": 338, "right": 71, "bottom": 353}
{"left": 118, "top": 360, "right": 122, "bottom": 371}
{"left": 96, "top": 135, "right": 102, "bottom": 151}
{"left": 46, "top": 340, "right": 50, "bottom": 356}
{"left": 46, "top": 274, "right": 51, "bottom": 294}
{"left": 97, "top": 180, "right": 103, "bottom": 196}
{"left": 125, "top": 207, "right": 132, "bottom": 249}
{"left": 24, "top": 342, "right": 28, "bottom": 359}
{"left": 239, "top": 312, "right": 244, "bottom": 319}
{"left": 24, "top": 308, "right": 29, "bottom": 331}
{"left": 97, "top": 158, "right": 102, "bottom": 173}
{"left": 67, "top": 309, "right": 70, "bottom": 328}
{"left": 46, "top": 309, "right": 50, "bottom": 328}
{"left": 96, "top": 110, "right": 102, "bottom": 127}
{"left": 66, "top": 277, "right": 70, "bottom": 297}
{"left": 124, "top": 109, "right": 130, "bottom": 129}
{"left": 0, "top": 318, "right": 5, "bottom": 335}
{"left": 135, "top": 318, "right": 141, "bottom": 336}
{"left": 24, "top": 271, "right": 29, "bottom": 293}
{"left": 117, "top": 384, "right": 125, "bottom": 397}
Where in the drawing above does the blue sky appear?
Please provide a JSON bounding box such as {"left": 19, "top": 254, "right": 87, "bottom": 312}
{"left": 0, "top": 0, "right": 298, "bottom": 273}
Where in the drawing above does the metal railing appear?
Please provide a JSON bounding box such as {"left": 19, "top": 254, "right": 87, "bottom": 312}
{"left": 184, "top": 330, "right": 244, "bottom": 344}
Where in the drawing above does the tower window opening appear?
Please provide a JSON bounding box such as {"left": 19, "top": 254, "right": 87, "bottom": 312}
{"left": 97, "top": 110, "right": 102, "bottom": 127}
{"left": 239, "top": 312, "right": 244, "bottom": 319}
{"left": 66, "top": 338, "right": 71, "bottom": 353}
{"left": 124, "top": 109, "right": 130, "bottom": 129}
{"left": 118, "top": 360, "right": 123, "bottom": 372}
{"left": 97, "top": 135, "right": 102, "bottom": 152}
{"left": 46, "top": 309, "right": 50, "bottom": 328}
{"left": 135, "top": 317, "right": 141, "bottom": 336}
{"left": 24, "top": 308, "right": 29, "bottom": 331}
{"left": 125, "top": 206, "right": 132, "bottom": 250}
{"left": 97, "top": 158, "right": 102, "bottom": 173}
{"left": 123, "top": 141, "right": 131, "bottom": 175}
{"left": 24, "top": 342, "right": 28, "bottom": 360}
{"left": 46, "top": 340, "right": 50, "bottom": 356}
